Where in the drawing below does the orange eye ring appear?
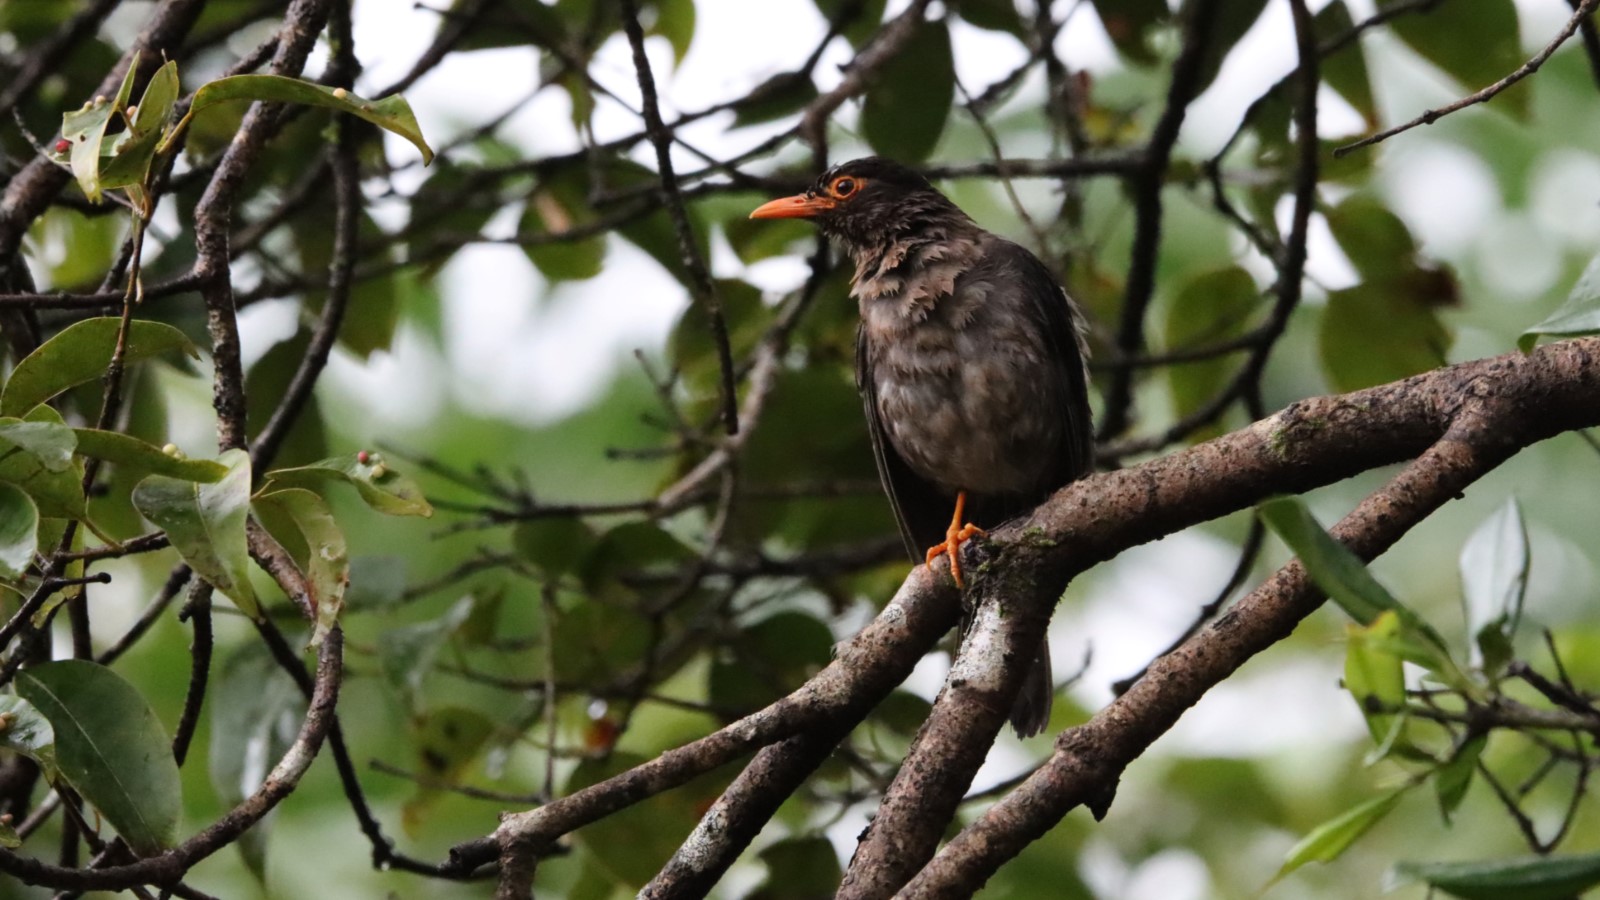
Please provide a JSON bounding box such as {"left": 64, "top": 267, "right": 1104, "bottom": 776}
{"left": 830, "top": 176, "right": 858, "bottom": 198}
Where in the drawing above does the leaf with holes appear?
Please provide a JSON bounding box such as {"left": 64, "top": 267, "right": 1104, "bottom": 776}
{"left": 262, "top": 451, "right": 432, "bottom": 517}
{"left": 17, "top": 661, "right": 182, "bottom": 857}
{"left": 253, "top": 488, "right": 348, "bottom": 647}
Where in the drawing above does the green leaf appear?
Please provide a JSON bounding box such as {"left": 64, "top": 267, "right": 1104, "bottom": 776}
{"left": 1434, "top": 733, "right": 1486, "bottom": 822}
{"left": 17, "top": 661, "right": 182, "bottom": 857}
{"left": 709, "top": 612, "right": 834, "bottom": 713}
{"left": 99, "top": 59, "right": 181, "bottom": 190}
{"left": 0, "top": 408, "right": 87, "bottom": 521}
{"left": 1324, "top": 195, "right": 1417, "bottom": 284}
{"left": 1459, "top": 498, "right": 1528, "bottom": 673}
{"left": 1343, "top": 611, "right": 1407, "bottom": 747}
{"left": 185, "top": 74, "right": 433, "bottom": 163}
{"left": 262, "top": 451, "right": 433, "bottom": 517}
{"left": 1275, "top": 788, "right": 1408, "bottom": 882}
{"left": 132, "top": 448, "right": 260, "bottom": 618}
{"left": 401, "top": 706, "right": 496, "bottom": 830}
{"left": 953, "top": 0, "right": 1026, "bottom": 36}
{"left": 60, "top": 56, "right": 138, "bottom": 201}
{"left": 0, "top": 484, "right": 39, "bottom": 579}
{"left": 1521, "top": 250, "right": 1600, "bottom": 351}
{"left": 0, "top": 694, "right": 57, "bottom": 777}
{"left": 377, "top": 597, "right": 474, "bottom": 712}
{"left": 811, "top": 0, "right": 887, "bottom": 47}
{"left": 0, "top": 419, "right": 75, "bottom": 471}
{"left": 1, "top": 317, "right": 198, "bottom": 419}
{"left": 861, "top": 20, "right": 953, "bottom": 162}
{"left": 1392, "top": 851, "right": 1600, "bottom": 900}
{"left": 522, "top": 171, "right": 608, "bottom": 282}
{"left": 1091, "top": 0, "right": 1169, "bottom": 64}
{"left": 650, "top": 0, "right": 696, "bottom": 63}
{"left": 1381, "top": 0, "right": 1526, "bottom": 119}
{"left": 209, "top": 642, "right": 304, "bottom": 880}
{"left": 1162, "top": 266, "right": 1259, "bottom": 440}
{"left": 1184, "top": 0, "right": 1270, "bottom": 95}
{"left": 72, "top": 430, "right": 228, "bottom": 482}
{"left": 732, "top": 72, "right": 819, "bottom": 127}
{"left": 1315, "top": 1, "right": 1377, "bottom": 127}
{"left": 513, "top": 517, "right": 597, "bottom": 579}
{"left": 253, "top": 488, "right": 348, "bottom": 647}
{"left": 244, "top": 329, "right": 329, "bottom": 468}
{"left": 1320, "top": 281, "right": 1452, "bottom": 393}
{"left": 754, "top": 837, "right": 844, "bottom": 898}
{"left": 1259, "top": 497, "right": 1462, "bottom": 681}
{"left": 566, "top": 751, "right": 729, "bottom": 887}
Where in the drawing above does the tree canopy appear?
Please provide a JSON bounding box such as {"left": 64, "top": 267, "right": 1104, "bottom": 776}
{"left": 3, "top": 0, "right": 1600, "bottom": 898}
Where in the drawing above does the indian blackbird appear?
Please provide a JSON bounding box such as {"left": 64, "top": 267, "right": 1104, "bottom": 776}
{"left": 750, "top": 157, "right": 1093, "bottom": 737}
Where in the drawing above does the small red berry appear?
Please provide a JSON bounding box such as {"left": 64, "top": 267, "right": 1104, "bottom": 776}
{"left": 357, "top": 450, "right": 370, "bottom": 465}
{"left": 53, "top": 139, "right": 71, "bottom": 154}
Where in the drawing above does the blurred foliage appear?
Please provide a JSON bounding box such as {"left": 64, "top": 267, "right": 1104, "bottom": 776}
{"left": 3, "top": 0, "right": 1600, "bottom": 898}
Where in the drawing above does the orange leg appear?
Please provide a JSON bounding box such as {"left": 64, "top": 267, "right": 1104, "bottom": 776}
{"left": 924, "top": 490, "right": 986, "bottom": 588}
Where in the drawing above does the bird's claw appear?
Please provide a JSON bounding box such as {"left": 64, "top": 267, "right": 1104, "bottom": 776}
{"left": 925, "top": 522, "right": 985, "bottom": 588}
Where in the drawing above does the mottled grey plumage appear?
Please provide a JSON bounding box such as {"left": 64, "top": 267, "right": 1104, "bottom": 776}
{"left": 751, "top": 157, "right": 1092, "bottom": 737}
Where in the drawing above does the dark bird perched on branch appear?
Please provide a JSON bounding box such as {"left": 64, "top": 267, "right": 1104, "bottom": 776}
{"left": 750, "top": 157, "right": 1094, "bottom": 737}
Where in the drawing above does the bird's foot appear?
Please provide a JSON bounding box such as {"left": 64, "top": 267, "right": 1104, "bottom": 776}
{"left": 925, "top": 521, "right": 985, "bottom": 588}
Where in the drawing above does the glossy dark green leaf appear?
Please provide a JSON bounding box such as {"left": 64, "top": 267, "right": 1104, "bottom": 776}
{"left": 1521, "top": 250, "right": 1600, "bottom": 351}
{"left": 184, "top": 74, "right": 433, "bottom": 163}
{"left": 1320, "top": 282, "right": 1451, "bottom": 393}
{"left": 1, "top": 317, "right": 197, "bottom": 418}
{"left": 1314, "top": 2, "right": 1377, "bottom": 127}
{"left": 0, "top": 484, "right": 39, "bottom": 579}
{"left": 72, "top": 429, "right": 228, "bottom": 482}
{"left": 861, "top": 20, "right": 953, "bottom": 162}
{"left": 132, "top": 448, "right": 259, "bottom": 618}
{"left": 1382, "top": 0, "right": 1526, "bottom": 119}
{"left": 732, "top": 72, "right": 819, "bottom": 127}
{"left": 1162, "top": 266, "right": 1258, "bottom": 439}
{"left": 1459, "top": 498, "right": 1528, "bottom": 674}
{"left": 254, "top": 488, "right": 348, "bottom": 647}
{"left": 1275, "top": 788, "right": 1408, "bottom": 881}
{"left": 1184, "top": 0, "right": 1270, "bottom": 95}
{"left": 601, "top": 159, "right": 711, "bottom": 285}
{"left": 1343, "top": 611, "right": 1406, "bottom": 747}
{"left": 209, "top": 642, "right": 304, "bottom": 880}
{"left": 578, "top": 521, "right": 696, "bottom": 591}
{"left": 17, "top": 661, "right": 182, "bottom": 857}
{"left": 1392, "top": 851, "right": 1600, "bottom": 900}
{"left": 1091, "top": 0, "right": 1169, "bottom": 64}
{"left": 1434, "top": 733, "right": 1486, "bottom": 822}
{"left": 262, "top": 451, "right": 433, "bottom": 517}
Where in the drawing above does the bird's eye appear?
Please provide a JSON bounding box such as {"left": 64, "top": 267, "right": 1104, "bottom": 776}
{"left": 831, "top": 177, "right": 857, "bottom": 198}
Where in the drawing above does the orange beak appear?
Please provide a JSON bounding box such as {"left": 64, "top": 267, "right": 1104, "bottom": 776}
{"left": 749, "top": 193, "right": 836, "bottom": 219}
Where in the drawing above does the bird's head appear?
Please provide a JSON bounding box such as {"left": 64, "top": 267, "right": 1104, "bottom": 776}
{"left": 749, "top": 157, "right": 970, "bottom": 255}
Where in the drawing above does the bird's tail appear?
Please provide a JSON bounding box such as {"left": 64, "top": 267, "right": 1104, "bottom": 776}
{"left": 1009, "top": 640, "right": 1053, "bottom": 739}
